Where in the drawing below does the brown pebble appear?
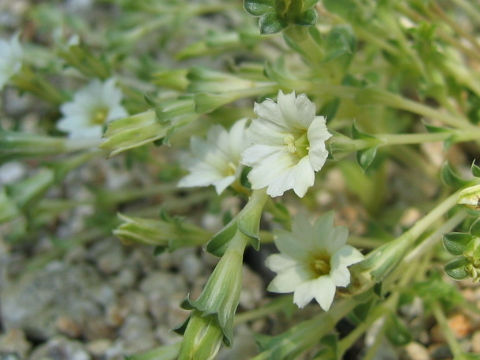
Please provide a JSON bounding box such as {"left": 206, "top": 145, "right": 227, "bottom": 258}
{"left": 55, "top": 316, "right": 83, "bottom": 338}
{"left": 448, "top": 313, "right": 472, "bottom": 338}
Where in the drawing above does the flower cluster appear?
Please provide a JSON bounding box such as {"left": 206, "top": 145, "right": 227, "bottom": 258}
{"left": 266, "top": 213, "right": 364, "bottom": 310}
{"left": 0, "top": 34, "right": 22, "bottom": 90}
{"left": 57, "top": 78, "right": 127, "bottom": 139}
{"left": 179, "top": 91, "right": 331, "bottom": 198}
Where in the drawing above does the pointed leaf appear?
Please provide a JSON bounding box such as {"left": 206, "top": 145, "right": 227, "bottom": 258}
{"left": 440, "top": 162, "right": 470, "bottom": 188}
{"left": 259, "top": 13, "right": 286, "bottom": 34}
{"left": 244, "top": 0, "right": 274, "bottom": 16}
{"left": 445, "top": 257, "right": 469, "bottom": 280}
{"left": 357, "top": 146, "right": 378, "bottom": 171}
{"left": 470, "top": 219, "right": 480, "bottom": 237}
{"left": 443, "top": 232, "right": 474, "bottom": 255}
{"left": 472, "top": 161, "right": 480, "bottom": 178}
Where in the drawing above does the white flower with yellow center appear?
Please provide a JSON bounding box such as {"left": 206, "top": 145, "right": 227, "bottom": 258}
{"left": 266, "top": 213, "right": 364, "bottom": 311}
{"left": 0, "top": 34, "right": 22, "bottom": 90}
{"left": 57, "top": 78, "right": 128, "bottom": 139}
{"left": 242, "top": 91, "right": 331, "bottom": 197}
{"left": 178, "top": 119, "right": 249, "bottom": 194}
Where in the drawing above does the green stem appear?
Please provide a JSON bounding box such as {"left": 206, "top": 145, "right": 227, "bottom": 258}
{"left": 432, "top": 302, "right": 465, "bottom": 358}
{"left": 252, "top": 298, "right": 357, "bottom": 360}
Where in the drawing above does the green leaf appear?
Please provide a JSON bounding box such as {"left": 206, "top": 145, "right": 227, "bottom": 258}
{"left": 472, "top": 161, "right": 480, "bottom": 178}
{"left": 445, "top": 257, "right": 469, "bottom": 280}
{"left": 440, "top": 162, "right": 470, "bottom": 188}
{"left": 259, "top": 13, "right": 286, "bottom": 34}
{"left": 314, "top": 334, "right": 339, "bottom": 360}
{"left": 244, "top": 0, "right": 274, "bottom": 16}
{"left": 357, "top": 146, "right": 378, "bottom": 171}
{"left": 385, "top": 313, "right": 412, "bottom": 346}
{"left": 470, "top": 219, "right": 480, "bottom": 237}
{"left": 443, "top": 232, "right": 474, "bottom": 255}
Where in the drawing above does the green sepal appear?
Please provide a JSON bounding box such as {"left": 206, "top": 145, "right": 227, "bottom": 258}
{"left": 445, "top": 257, "right": 469, "bottom": 280}
{"left": 443, "top": 232, "right": 474, "bottom": 255}
{"left": 259, "top": 13, "right": 286, "bottom": 34}
{"left": 356, "top": 146, "right": 378, "bottom": 171}
{"left": 440, "top": 162, "right": 470, "bottom": 188}
{"left": 471, "top": 161, "right": 480, "bottom": 178}
{"left": 180, "top": 240, "right": 246, "bottom": 346}
{"left": 244, "top": 0, "right": 274, "bottom": 16}
{"left": 470, "top": 218, "right": 480, "bottom": 237}
{"left": 207, "top": 220, "right": 238, "bottom": 256}
{"left": 385, "top": 312, "right": 412, "bottom": 346}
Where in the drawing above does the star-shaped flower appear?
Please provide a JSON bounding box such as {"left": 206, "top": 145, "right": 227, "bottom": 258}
{"left": 178, "top": 119, "right": 249, "bottom": 194}
{"left": 241, "top": 90, "right": 331, "bottom": 198}
{"left": 0, "top": 34, "right": 22, "bottom": 90}
{"left": 265, "top": 213, "right": 364, "bottom": 311}
{"left": 57, "top": 78, "right": 128, "bottom": 139}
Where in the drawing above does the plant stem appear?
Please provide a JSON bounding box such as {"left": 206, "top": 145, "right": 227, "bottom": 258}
{"left": 432, "top": 302, "right": 465, "bottom": 358}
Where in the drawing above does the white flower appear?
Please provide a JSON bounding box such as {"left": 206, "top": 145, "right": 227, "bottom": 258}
{"left": 57, "top": 78, "right": 128, "bottom": 139}
{"left": 0, "top": 34, "right": 22, "bottom": 90}
{"left": 265, "top": 213, "right": 364, "bottom": 311}
{"left": 241, "top": 91, "right": 331, "bottom": 197}
{"left": 178, "top": 119, "right": 249, "bottom": 194}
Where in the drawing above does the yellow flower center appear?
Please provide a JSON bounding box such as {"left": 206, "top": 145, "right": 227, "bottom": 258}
{"left": 309, "top": 253, "right": 331, "bottom": 277}
{"left": 90, "top": 107, "right": 109, "bottom": 125}
{"left": 226, "top": 161, "right": 237, "bottom": 176}
{"left": 283, "top": 132, "right": 309, "bottom": 158}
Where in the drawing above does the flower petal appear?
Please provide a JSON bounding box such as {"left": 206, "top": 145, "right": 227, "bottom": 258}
{"left": 312, "top": 276, "right": 336, "bottom": 311}
{"left": 274, "top": 229, "right": 310, "bottom": 261}
{"left": 292, "top": 156, "right": 315, "bottom": 197}
{"left": 265, "top": 253, "right": 298, "bottom": 272}
{"left": 330, "top": 266, "right": 351, "bottom": 287}
{"left": 325, "top": 226, "right": 349, "bottom": 253}
{"left": 307, "top": 116, "right": 331, "bottom": 171}
{"left": 267, "top": 265, "right": 311, "bottom": 293}
{"left": 331, "top": 245, "right": 364, "bottom": 268}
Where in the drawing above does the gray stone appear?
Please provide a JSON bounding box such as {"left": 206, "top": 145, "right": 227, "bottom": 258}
{"left": 1, "top": 262, "right": 104, "bottom": 339}
{"left": 119, "top": 315, "right": 156, "bottom": 354}
{"left": 29, "top": 337, "right": 90, "bottom": 360}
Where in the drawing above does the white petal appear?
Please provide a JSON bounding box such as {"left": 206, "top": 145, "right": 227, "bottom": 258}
{"left": 277, "top": 90, "right": 300, "bottom": 128}
{"left": 294, "top": 93, "right": 316, "bottom": 128}
{"left": 247, "top": 117, "right": 286, "bottom": 146}
{"left": 274, "top": 229, "right": 310, "bottom": 261}
{"left": 266, "top": 166, "right": 296, "bottom": 197}
{"left": 331, "top": 245, "right": 364, "bottom": 268}
{"left": 228, "top": 118, "right": 248, "bottom": 157}
{"left": 241, "top": 144, "right": 279, "bottom": 166}
{"left": 330, "top": 266, "right": 351, "bottom": 287}
{"left": 292, "top": 156, "right": 315, "bottom": 197}
{"left": 247, "top": 150, "right": 295, "bottom": 191}
{"left": 265, "top": 253, "right": 298, "bottom": 272}
{"left": 312, "top": 276, "right": 336, "bottom": 311}
{"left": 307, "top": 116, "right": 331, "bottom": 171}
{"left": 325, "top": 226, "right": 349, "bottom": 253}
{"left": 253, "top": 98, "right": 287, "bottom": 129}
{"left": 268, "top": 265, "right": 311, "bottom": 293}
{"left": 213, "top": 175, "right": 235, "bottom": 194}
